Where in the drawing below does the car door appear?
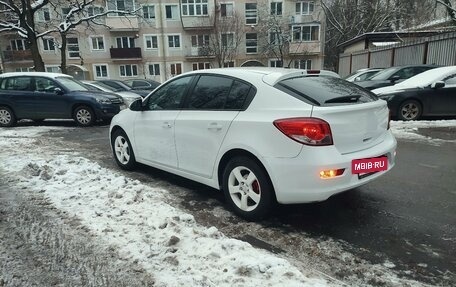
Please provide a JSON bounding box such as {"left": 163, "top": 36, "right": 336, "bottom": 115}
{"left": 33, "top": 77, "right": 70, "bottom": 118}
{"left": 1, "top": 76, "right": 37, "bottom": 118}
{"left": 133, "top": 76, "right": 193, "bottom": 168}
{"left": 174, "top": 75, "right": 252, "bottom": 178}
{"left": 429, "top": 74, "right": 456, "bottom": 115}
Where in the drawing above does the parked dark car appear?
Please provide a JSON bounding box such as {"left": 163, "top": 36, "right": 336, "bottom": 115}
{"left": 343, "top": 68, "right": 383, "bottom": 82}
{"left": 123, "top": 79, "right": 160, "bottom": 91}
{"left": 96, "top": 79, "right": 150, "bottom": 97}
{"left": 355, "top": 65, "right": 439, "bottom": 90}
{"left": 373, "top": 66, "right": 456, "bottom": 120}
{"left": 0, "top": 72, "right": 124, "bottom": 127}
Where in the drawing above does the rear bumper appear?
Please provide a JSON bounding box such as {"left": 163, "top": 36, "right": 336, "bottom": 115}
{"left": 263, "top": 131, "right": 397, "bottom": 204}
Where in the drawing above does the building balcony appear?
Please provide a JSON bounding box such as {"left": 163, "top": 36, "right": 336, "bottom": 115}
{"left": 110, "top": 47, "right": 142, "bottom": 60}
{"left": 185, "top": 46, "right": 214, "bottom": 58}
{"left": 289, "top": 42, "right": 321, "bottom": 55}
{"left": 106, "top": 16, "right": 139, "bottom": 31}
{"left": 182, "top": 16, "right": 213, "bottom": 30}
{"left": 2, "top": 50, "right": 33, "bottom": 62}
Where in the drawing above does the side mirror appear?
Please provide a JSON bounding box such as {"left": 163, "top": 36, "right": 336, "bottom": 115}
{"left": 129, "top": 98, "right": 144, "bottom": 111}
{"left": 54, "top": 87, "right": 64, "bottom": 95}
{"left": 390, "top": 75, "right": 401, "bottom": 83}
{"left": 431, "top": 81, "right": 445, "bottom": 89}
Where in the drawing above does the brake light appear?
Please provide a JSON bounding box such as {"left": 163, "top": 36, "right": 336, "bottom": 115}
{"left": 273, "top": 118, "right": 333, "bottom": 146}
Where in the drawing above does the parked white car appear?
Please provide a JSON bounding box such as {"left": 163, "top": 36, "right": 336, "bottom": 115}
{"left": 343, "top": 68, "right": 383, "bottom": 82}
{"left": 109, "top": 68, "right": 397, "bottom": 220}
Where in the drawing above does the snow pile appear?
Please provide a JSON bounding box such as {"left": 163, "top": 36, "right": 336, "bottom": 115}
{"left": 0, "top": 150, "right": 331, "bottom": 286}
{"left": 390, "top": 120, "right": 456, "bottom": 145}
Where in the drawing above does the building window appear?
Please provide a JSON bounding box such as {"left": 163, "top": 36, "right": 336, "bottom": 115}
{"left": 246, "top": 33, "right": 257, "bottom": 54}
{"left": 120, "top": 64, "right": 138, "bottom": 77}
{"left": 221, "top": 33, "right": 234, "bottom": 48}
{"left": 116, "top": 36, "right": 135, "bottom": 48}
{"left": 148, "top": 64, "right": 160, "bottom": 76}
{"left": 107, "top": 0, "right": 134, "bottom": 16}
{"left": 271, "top": 1, "right": 282, "bottom": 16}
{"left": 170, "top": 63, "right": 182, "bottom": 76}
{"left": 270, "top": 59, "right": 283, "bottom": 67}
{"left": 61, "top": 7, "right": 73, "bottom": 20}
{"left": 245, "top": 3, "right": 257, "bottom": 25}
{"left": 144, "top": 35, "right": 158, "bottom": 49}
{"left": 37, "top": 7, "right": 51, "bottom": 21}
{"left": 182, "top": 0, "right": 208, "bottom": 16}
{"left": 292, "top": 25, "right": 320, "bottom": 41}
{"left": 224, "top": 61, "right": 235, "bottom": 68}
{"left": 10, "top": 39, "right": 28, "bottom": 50}
{"left": 165, "top": 5, "right": 178, "bottom": 20}
{"left": 15, "top": 67, "right": 34, "bottom": 72}
{"left": 192, "top": 62, "right": 211, "bottom": 71}
{"left": 168, "top": 35, "right": 180, "bottom": 48}
{"left": 94, "top": 64, "right": 109, "bottom": 78}
{"left": 46, "top": 66, "right": 60, "bottom": 73}
{"left": 296, "top": 1, "right": 314, "bottom": 15}
{"left": 191, "top": 35, "right": 209, "bottom": 47}
{"left": 269, "top": 32, "right": 282, "bottom": 45}
{"left": 221, "top": 3, "right": 234, "bottom": 17}
{"left": 294, "top": 59, "right": 312, "bottom": 69}
{"left": 143, "top": 5, "right": 155, "bottom": 19}
{"left": 88, "top": 6, "right": 104, "bottom": 16}
{"left": 90, "top": 36, "right": 105, "bottom": 50}
{"left": 42, "top": 38, "right": 55, "bottom": 51}
{"left": 67, "top": 37, "right": 80, "bottom": 58}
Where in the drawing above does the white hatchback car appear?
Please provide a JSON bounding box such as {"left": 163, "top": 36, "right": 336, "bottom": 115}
{"left": 110, "top": 68, "right": 396, "bottom": 220}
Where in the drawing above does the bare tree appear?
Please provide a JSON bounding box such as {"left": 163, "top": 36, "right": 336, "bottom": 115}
{"left": 0, "top": 0, "right": 136, "bottom": 73}
{"left": 321, "top": 0, "right": 436, "bottom": 70}
{"left": 47, "top": 0, "right": 137, "bottom": 74}
{"left": 436, "top": 0, "right": 456, "bottom": 23}
{"left": 0, "top": 0, "right": 52, "bottom": 71}
{"left": 206, "top": 9, "right": 244, "bottom": 68}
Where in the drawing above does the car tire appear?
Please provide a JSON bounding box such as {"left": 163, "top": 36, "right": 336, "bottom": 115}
{"left": 111, "top": 129, "right": 137, "bottom": 170}
{"left": 398, "top": 100, "right": 422, "bottom": 121}
{"left": 0, "top": 106, "right": 17, "bottom": 127}
{"left": 222, "top": 156, "right": 275, "bottom": 221}
{"left": 73, "top": 106, "right": 95, "bottom": 126}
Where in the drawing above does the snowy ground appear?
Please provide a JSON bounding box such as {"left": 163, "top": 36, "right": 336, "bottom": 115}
{"left": 1, "top": 120, "right": 455, "bottom": 286}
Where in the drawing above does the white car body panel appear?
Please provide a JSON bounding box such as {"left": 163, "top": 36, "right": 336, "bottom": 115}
{"left": 110, "top": 68, "right": 397, "bottom": 205}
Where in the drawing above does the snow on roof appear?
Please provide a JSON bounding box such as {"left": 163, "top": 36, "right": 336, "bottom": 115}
{"left": 0, "top": 72, "right": 72, "bottom": 79}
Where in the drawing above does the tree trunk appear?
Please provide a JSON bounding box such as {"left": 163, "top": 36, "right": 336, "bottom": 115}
{"left": 60, "top": 35, "right": 67, "bottom": 74}
{"left": 30, "top": 37, "right": 45, "bottom": 72}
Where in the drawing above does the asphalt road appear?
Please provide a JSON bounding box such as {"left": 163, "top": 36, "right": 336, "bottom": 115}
{"left": 7, "top": 120, "right": 456, "bottom": 286}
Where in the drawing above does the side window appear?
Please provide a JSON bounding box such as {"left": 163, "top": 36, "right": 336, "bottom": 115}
{"left": 35, "top": 78, "right": 58, "bottom": 92}
{"left": 225, "top": 80, "right": 251, "bottom": 110}
{"left": 443, "top": 74, "right": 456, "bottom": 86}
{"left": 186, "top": 75, "right": 233, "bottom": 110}
{"left": 146, "top": 76, "right": 191, "bottom": 110}
{"left": 1, "top": 77, "right": 33, "bottom": 91}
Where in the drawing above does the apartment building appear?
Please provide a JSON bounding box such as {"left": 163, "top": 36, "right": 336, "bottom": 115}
{"left": 0, "top": 0, "right": 326, "bottom": 82}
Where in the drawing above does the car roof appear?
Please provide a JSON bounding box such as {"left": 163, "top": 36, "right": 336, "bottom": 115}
{"left": 0, "top": 72, "right": 72, "bottom": 79}
{"left": 181, "top": 67, "right": 340, "bottom": 86}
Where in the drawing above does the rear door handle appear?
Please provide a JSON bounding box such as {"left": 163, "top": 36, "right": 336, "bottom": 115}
{"left": 207, "top": 122, "right": 223, "bottom": 131}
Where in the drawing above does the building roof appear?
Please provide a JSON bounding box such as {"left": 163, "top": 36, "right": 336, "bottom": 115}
{"left": 337, "top": 31, "right": 444, "bottom": 49}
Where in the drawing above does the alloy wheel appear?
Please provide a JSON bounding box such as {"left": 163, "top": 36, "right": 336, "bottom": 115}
{"left": 227, "top": 166, "right": 262, "bottom": 212}
{"left": 114, "top": 136, "right": 131, "bottom": 165}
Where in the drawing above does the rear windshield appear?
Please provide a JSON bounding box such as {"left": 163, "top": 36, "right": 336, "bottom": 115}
{"left": 275, "top": 76, "right": 378, "bottom": 106}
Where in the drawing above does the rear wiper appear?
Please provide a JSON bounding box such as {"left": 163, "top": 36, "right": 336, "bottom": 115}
{"left": 325, "top": 95, "right": 361, "bottom": 104}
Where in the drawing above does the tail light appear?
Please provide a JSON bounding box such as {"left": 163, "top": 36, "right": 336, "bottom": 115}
{"left": 273, "top": 117, "right": 333, "bottom": 146}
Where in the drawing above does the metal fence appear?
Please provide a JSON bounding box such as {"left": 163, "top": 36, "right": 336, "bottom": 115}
{"left": 338, "top": 32, "right": 456, "bottom": 77}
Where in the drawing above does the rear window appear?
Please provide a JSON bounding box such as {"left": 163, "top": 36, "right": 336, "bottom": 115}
{"left": 275, "top": 76, "right": 378, "bottom": 106}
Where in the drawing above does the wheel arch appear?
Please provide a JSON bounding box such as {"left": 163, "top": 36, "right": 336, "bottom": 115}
{"left": 217, "top": 148, "right": 277, "bottom": 201}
